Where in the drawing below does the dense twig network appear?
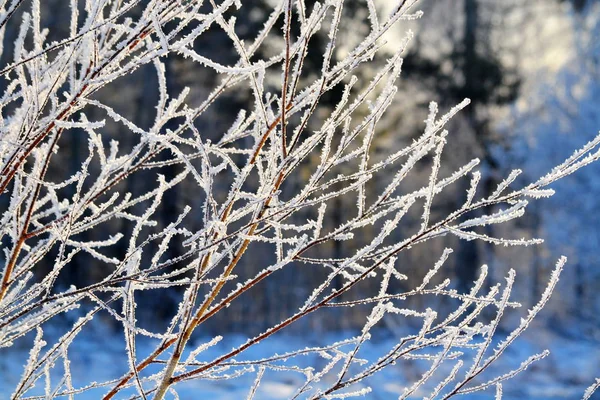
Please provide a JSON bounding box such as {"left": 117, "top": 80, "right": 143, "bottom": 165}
{"left": 0, "top": 0, "right": 599, "bottom": 399}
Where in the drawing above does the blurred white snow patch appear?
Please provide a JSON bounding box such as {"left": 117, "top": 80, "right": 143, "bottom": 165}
{"left": 1, "top": 329, "right": 598, "bottom": 399}
{"left": 260, "top": 382, "right": 297, "bottom": 398}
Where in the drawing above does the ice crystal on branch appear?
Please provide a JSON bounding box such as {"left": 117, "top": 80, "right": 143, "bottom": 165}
{"left": 0, "top": 0, "right": 598, "bottom": 399}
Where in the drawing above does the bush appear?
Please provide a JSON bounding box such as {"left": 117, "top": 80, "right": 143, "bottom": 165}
{"left": 0, "top": 0, "right": 599, "bottom": 398}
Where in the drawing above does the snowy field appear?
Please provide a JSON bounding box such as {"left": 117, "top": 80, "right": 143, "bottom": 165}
{"left": 2, "top": 327, "right": 598, "bottom": 399}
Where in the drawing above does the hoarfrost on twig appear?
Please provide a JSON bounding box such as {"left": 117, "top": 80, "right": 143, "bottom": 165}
{"left": 0, "top": 1, "right": 598, "bottom": 399}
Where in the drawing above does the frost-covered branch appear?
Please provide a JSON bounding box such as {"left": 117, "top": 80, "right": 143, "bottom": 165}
{"left": 0, "top": 0, "right": 598, "bottom": 399}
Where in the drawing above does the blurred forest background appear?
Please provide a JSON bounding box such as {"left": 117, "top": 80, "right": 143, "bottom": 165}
{"left": 1, "top": 0, "right": 599, "bottom": 339}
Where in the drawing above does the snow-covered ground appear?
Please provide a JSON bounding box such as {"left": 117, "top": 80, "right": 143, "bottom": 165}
{"left": 1, "top": 326, "right": 598, "bottom": 399}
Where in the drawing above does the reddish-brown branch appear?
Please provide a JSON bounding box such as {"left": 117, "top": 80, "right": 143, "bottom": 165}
{"left": 105, "top": 113, "right": 285, "bottom": 399}
{"left": 0, "top": 129, "right": 62, "bottom": 303}
{"left": 280, "top": 0, "right": 293, "bottom": 158}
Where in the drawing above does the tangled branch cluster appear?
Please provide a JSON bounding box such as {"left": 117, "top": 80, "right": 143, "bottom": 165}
{"left": 0, "top": 0, "right": 599, "bottom": 398}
